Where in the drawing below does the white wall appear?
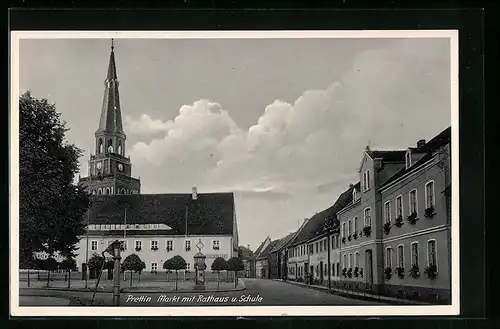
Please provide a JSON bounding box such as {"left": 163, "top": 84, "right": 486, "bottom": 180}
{"left": 75, "top": 234, "right": 234, "bottom": 272}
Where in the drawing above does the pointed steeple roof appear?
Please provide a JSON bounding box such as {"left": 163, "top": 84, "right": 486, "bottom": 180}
{"left": 96, "top": 39, "right": 125, "bottom": 138}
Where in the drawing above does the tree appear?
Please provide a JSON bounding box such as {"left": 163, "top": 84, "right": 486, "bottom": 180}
{"left": 227, "top": 257, "right": 245, "bottom": 288}
{"left": 163, "top": 256, "right": 187, "bottom": 291}
{"left": 122, "top": 254, "right": 144, "bottom": 288}
{"left": 60, "top": 258, "right": 76, "bottom": 288}
{"left": 44, "top": 257, "right": 59, "bottom": 287}
{"left": 87, "top": 253, "right": 105, "bottom": 280}
{"left": 34, "top": 258, "right": 45, "bottom": 281}
{"left": 211, "top": 257, "right": 227, "bottom": 290}
{"left": 19, "top": 92, "right": 90, "bottom": 266}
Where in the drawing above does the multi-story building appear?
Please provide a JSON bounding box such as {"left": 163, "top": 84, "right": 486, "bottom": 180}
{"left": 337, "top": 127, "right": 451, "bottom": 303}
{"left": 255, "top": 240, "right": 279, "bottom": 279}
{"left": 269, "top": 232, "right": 296, "bottom": 279}
{"left": 286, "top": 219, "right": 312, "bottom": 281}
{"left": 75, "top": 41, "right": 239, "bottom": 275}
{"left": 249, "top": 237, "right": 271, "bottom": 278}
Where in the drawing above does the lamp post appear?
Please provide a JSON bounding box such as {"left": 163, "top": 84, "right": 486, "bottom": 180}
{"left": 111, "top": 240, "right": 122, "bottom": 306}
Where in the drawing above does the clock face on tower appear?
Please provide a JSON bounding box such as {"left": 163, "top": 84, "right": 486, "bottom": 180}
{"left": 118, "top": 163, "right": 123, "bottom": 171}
{"left": 96, "top": 162, "right": 102, "bottom": 170}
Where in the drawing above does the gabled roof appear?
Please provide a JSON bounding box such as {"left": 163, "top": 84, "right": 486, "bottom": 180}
{"left": 270, "top": 231, "right": 297, "bottom": 253}
{"left": 251, "top": 237, "right": 270, "bottom": 260}
{"left": 379, "top": 127, "right": 451, "bottom": 190}
{"left": 238, "top": 246, "right": 254, "bottom": 260}
{"left": 288, "top": 185, "right": 355, "bottom": 247}
{"left": 256, "top": 239, "right": 280, "bottom": 260}
{"left": 85, "top": 193, "right": 235, "bottom": 236}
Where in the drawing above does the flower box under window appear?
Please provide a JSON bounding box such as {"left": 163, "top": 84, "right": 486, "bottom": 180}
{"left": 384, "top": 267, "right": 392, "bottom": 280}
{"left": 409, "top": 264, "right": 420, "bottom": 278}
{"left": 424, "top": 206, "right": 436, "bottom": 218}
{"left": 407, "top": 212, "right": 419, "bottom": 225}
{"left": 383, "top": 222, "right": 391, "bottom": 235}
{"left": 363, "top": 226, "right": 372, "bottom": 237}
{"left": 424, "top": 264, "right": 438, "bottom": 280}
{"left": 135, "top": 247, "right": 142, "bottom": 252}
{"left": 395, "top": 267, "right": 405, "bottom": 278}
{"left": 394, "top": 215, "right": 404, "bottom": 228}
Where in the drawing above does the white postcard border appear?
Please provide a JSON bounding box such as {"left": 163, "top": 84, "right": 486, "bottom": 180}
{"left": 10, "top": 30, "right": 460, "bottom": 317}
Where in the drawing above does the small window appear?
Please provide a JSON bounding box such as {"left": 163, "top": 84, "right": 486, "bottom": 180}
{"left": 336, "top": 262, "right": 340, "bottom": 277}
{"left": 315, "top": 242, "right": 319, "bottom": 253}
{"left": 135, "top": 240, "right": 142, "bottom": 251}
{"left": 409, "top": 189, "right": 418, "bottom": 215}
{"left": 166, "top": 240, "right": 173, "bottom": 252}
{"left": 348, "top": 220, "right": 352, "bottom": 236}
{"left": 355, "top": 252, "right": 360, "bottom": 268}
{"left": 396, "top": 195, "right": 403, "bottom": 218}
{"left": 366, "top": 170, "right": 371, "bottom": 190}
{"left": 212, "top": 240, "right": 220, "bottom": 250}
{"left": 364, "top": 208, "right": 372, "bottom": 227}
{"left": 349, "top": 253, "right": 353, "bottom": 268}
{"left": 343, "top": 254, "right": 347, "bottom": 268}
{"left": 384, "top": 201, "right": 391, "bottom": 223}
{"left": 121, "top": 241, "right": 127, "bottom": 251}
{"left": 397, "top": 245, "right": 404, "bottom": 268}
{"left": 151, "top": 262, "right": 158, "bottom": 272}
{"left": 91, "top": 240, "right": 98, "bottom": 251}
{"left": 186, "top": 263, "right": 191, "bottom": 271}
{"left": 411, "top": 242, "right": 419, "bottom": 266}
{"left": 385, "top": 247, "right": 393, "bottom": 268}
{"left": 425, "top": 181, "right": 435, "bottom": 209}
{"left": 342, "top": 222, "right": 346, "bottom": 238}
{"left": 353, "top": 217, "right": 358, "bottom": 233}
{"left": 151, "top": 240, "right": 158, "bottom": 250}
{"left": 406, "top": 151, "right": 412, "bottom": 169}
{"left": 185, "top": 240, "right": 191, "bottom": 251}
{"left": 427, "top": 240, "right": 437, "bottom": 268}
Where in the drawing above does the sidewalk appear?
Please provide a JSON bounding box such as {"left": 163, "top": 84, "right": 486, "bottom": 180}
{"left": 20, "top": 278, "right": 246, "bottom": 293}
{"left": 274, "top": 279, "right": 430, "bottom": 305}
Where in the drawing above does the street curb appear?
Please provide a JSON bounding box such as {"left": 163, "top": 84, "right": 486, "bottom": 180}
{"left": 275, "top": 279, "right": 431, "bottom": 305}
{"left": 20, "top": 279, "right": 247, "bottom": 294}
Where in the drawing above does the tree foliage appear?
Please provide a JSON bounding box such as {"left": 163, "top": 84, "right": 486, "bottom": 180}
{"left": 60, "top": 258, "right": 76, "bottom": 271}
{"left": 211, "top": 257, "right": 227, "bottom": 271}
{"left": 87, "top": 253, "right": 105, "bottom": 273}
{"left": 19, "top": 92, "right": 90, "bottom": 265}
{"left": 163, "top": 255, "right": 187, "bottom": 272}
{"left": 227, "top": 257, "right": 244, "bottom": 272}
{"left": 122, "top": 254, "right": 145, "bottom": 273}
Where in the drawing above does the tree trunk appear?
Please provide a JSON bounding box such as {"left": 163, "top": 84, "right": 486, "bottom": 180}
{"left": 46, "top": 270, "right": 50, "bottom": 287}
{"left": 27, "top": 269, "right": 30, "bottom": 287}
{"left": 37, "top": 269, "right": 40, "bottom": 281}
{"left": 68, "top": 269, "right": 71, "bottom": 289}
{"left": 235, "top": 271, "right": 238, "bottom": 288}
{"left": 217, "top": 271, "right": 220, "bottom": 290}
{"left": 175, "top": 271, "right": 178, "bottom": 291}
{"left": 130, "top": 270, "right": 133, "bottom": 288}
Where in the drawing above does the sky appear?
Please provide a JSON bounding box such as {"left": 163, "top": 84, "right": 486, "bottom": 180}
{"left": 19, "top": 37, "right": 451, "bottom": 250}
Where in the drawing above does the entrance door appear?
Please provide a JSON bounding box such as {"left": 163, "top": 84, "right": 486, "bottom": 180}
{"left": 320, "top": 261, "right": 324, "bottom": 284}
{"left": 365, "top": 249, "right": 373, "bottom": 284}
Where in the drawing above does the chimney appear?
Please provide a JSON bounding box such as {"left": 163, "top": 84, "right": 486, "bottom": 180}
{"left": 349, "top": 183, "right": 354, "bottom": 188}
{"left": 192, "top": 186, "right": 198, "bottom": 200}
{"left": 417, "top": 139, "right": 426, "bottom": 148}
{"left": 247, "top": 245, "right": 251, "bottom": 250}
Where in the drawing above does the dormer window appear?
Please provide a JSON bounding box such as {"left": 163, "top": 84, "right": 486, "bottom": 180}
{"left": 406, "top": 150, "right": 412, "bottom": 169}
{"left": 363, "top": 170, "right": 371, "bottom": 192}
{"left": 352, "top": 189, "right": 357, "bottom": 203}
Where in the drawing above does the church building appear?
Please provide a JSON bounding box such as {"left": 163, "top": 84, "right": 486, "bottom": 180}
{"left": 74, "top": 41, "right": 239, "bottom": 274}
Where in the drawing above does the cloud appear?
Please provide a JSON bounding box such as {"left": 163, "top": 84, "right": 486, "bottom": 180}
{"left": 126, "top": 39, "right": 450, "bottom": 199}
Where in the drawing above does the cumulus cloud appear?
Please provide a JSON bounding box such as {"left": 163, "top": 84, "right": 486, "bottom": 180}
{"left": 126, "top": 39, "right": 450, "bottom": 200}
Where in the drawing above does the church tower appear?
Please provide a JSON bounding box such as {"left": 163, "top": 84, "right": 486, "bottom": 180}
{"left": 79, "top": 40, "right": 141, "bottom": 195}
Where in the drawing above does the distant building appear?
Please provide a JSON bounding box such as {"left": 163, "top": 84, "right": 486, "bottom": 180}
{"left": 249, "top": 237, "right": 271, "bottom": 278}
{"left": 255, "top": 239, "right": 279, "bottom": 279}
{"left": 269, "top": 232, "right": 297, "bottom": 280}
{"left": 238, "top": 245, "right": 254, "bottom": 277}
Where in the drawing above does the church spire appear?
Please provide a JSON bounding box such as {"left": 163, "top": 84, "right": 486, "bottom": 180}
{"left": 96, "top": 39, "right": 124, "bottom": 137}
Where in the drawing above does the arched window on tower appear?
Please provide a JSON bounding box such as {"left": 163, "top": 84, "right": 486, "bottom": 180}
{"left": 105, "top": 187, "right": 110, "bottom": 195}
{"left": 97, "top": 189, "right": 102, "bottom": 195}
{"left": 118, "top": 141, "right": 122, "bottom": 155}
{"left": 107, "top": 139, "right": 113, "bottom": 153}
{"left": 98, "top": 139, "right": 103, "bottom": 154}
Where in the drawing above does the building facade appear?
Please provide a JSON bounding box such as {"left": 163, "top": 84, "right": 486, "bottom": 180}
{"left": 337, "top": 128, "right": 451, "bottom": 303}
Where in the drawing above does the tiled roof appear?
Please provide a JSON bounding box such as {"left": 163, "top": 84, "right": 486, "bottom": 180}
{"left": 379, "top": 127, "right": 451, "bottom": 190}
{"left": 256, "top": 239, "right": 280, "bottom": 260}
{"left": 269, "top": 232, "right": 297, "bottom": 253}
{"left": 288, "top": 185, "right": 355, "bottom": 247}
{"left": 85, "top": 193, "right": 235, "bottom": 236}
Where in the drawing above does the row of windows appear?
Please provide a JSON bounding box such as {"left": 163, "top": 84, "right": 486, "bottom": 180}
{"left": 150, "top": 262, "right": 191, "bottom": 272}
{"left": 288, "top": 236, "right": 341, "bottom": 258}
{"left": 90, "top": 188, "right": 138, "bottom": 195}
{"left": 97, "top": 138, "right": 124, "bottom": 156}
{"left": 90, "top": 239, "right": 219, "bottom": 252}
{"left": 89, "top": 223, "right": 163, "bottom": 230}
{"left": 385, "top": 181, "right": 435, "bottom": 222}
{"left": 385, "top": 240, "right": 437, "bottom": 269}
{"left": 342, "top": 180, "right": 436, "bottom": 236}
